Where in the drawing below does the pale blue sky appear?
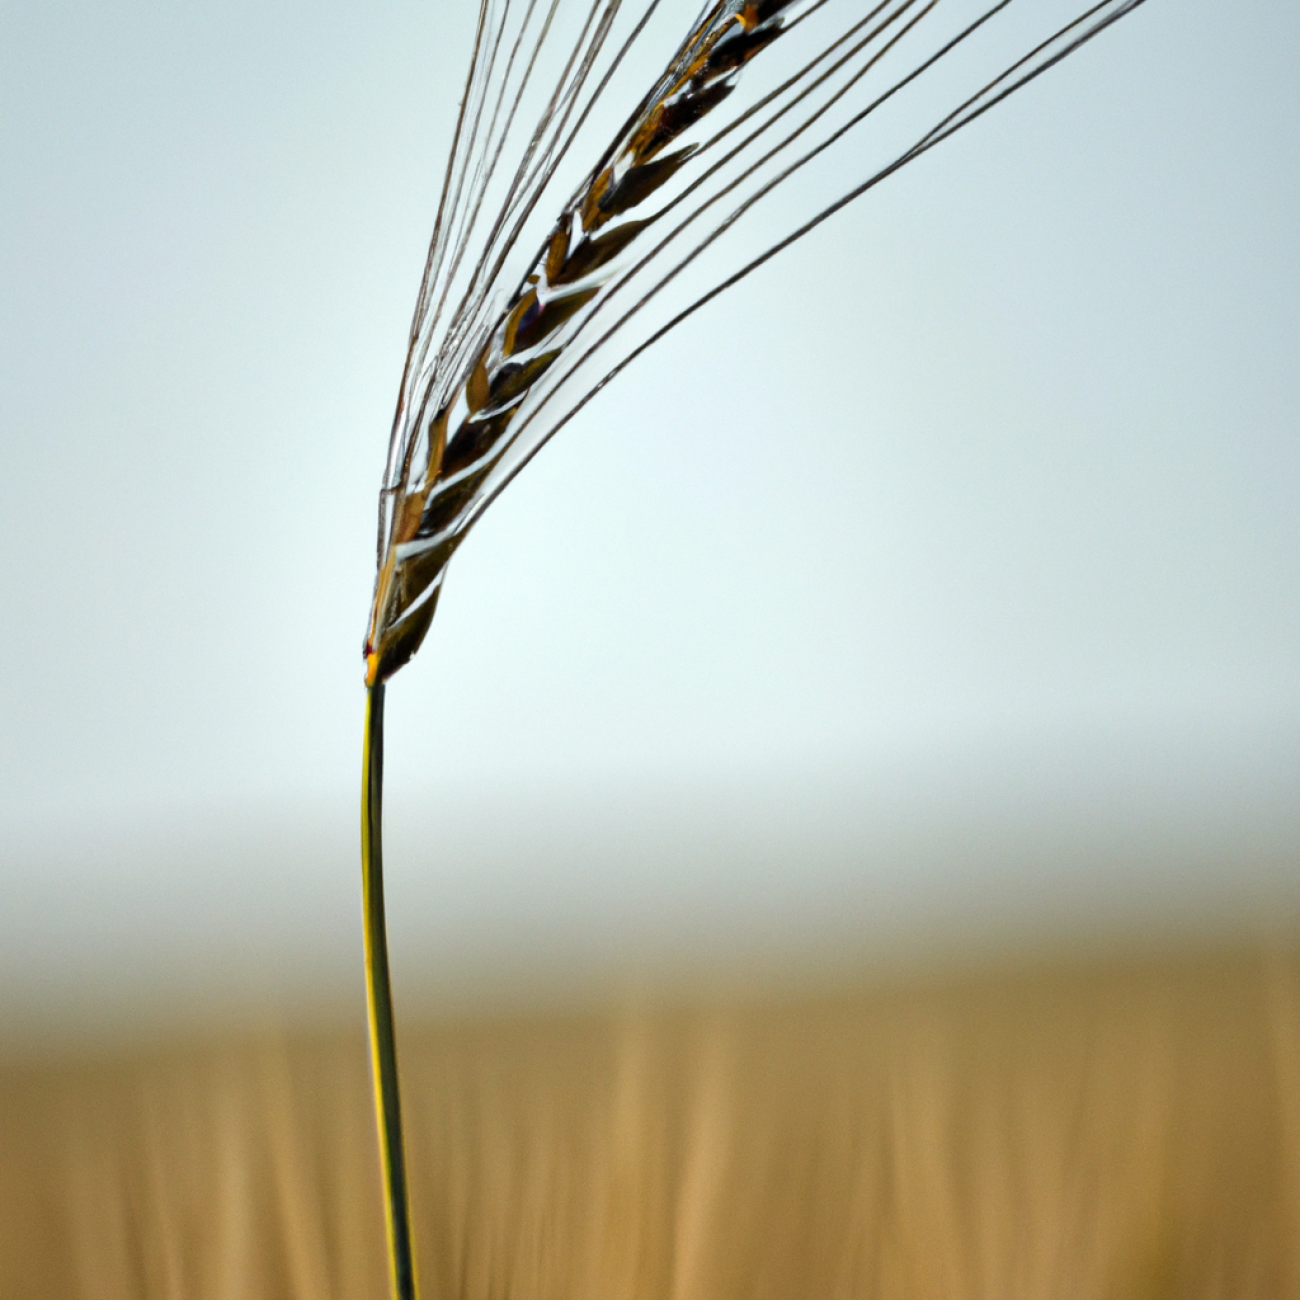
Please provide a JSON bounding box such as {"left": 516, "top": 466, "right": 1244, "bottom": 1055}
{"left": 1, "top": 0, "right": 1297, "bottom": 1037}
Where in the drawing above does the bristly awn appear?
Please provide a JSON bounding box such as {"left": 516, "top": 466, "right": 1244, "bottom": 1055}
{"left": 358, "top": 0, "right": 1150, "bottom": 1295}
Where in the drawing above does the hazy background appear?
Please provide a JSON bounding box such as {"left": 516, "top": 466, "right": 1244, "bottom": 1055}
{"left": 1, "top": 0, "right": 1298, "bottom": 1046}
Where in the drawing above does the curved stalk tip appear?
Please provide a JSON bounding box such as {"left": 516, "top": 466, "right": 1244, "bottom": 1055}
{"left": 362, "top": 682, "right": 419, "bottom": 1300}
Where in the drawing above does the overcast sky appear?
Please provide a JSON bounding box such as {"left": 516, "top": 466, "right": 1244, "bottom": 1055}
{"left": 1, "top": 0, "right": 1297, "bottom": 1036}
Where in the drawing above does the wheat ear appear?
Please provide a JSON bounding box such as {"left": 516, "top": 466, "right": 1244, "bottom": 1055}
{"left": 364, "top": 0, "right": 796, "bottom": 687}
{"left": 356, "top": 3, "right": 1150, "bottom": 1298}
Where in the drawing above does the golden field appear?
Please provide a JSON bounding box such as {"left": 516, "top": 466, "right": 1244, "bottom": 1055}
{"left": 2, "top": 944, "right": 1298, "bottom": 1300}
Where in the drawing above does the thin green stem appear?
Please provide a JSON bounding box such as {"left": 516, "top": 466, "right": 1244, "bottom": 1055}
{"left": 361, "top": 682, "right": 419, "bottom": 1300}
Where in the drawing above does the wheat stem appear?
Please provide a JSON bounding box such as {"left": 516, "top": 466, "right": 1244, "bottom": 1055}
{"left": 361, "top": 682, "right": 419, "bottom": 1300}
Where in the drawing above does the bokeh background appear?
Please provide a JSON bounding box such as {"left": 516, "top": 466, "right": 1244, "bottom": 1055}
{"left": 3, "top": 2, "right": 1300, "bottom": 1296}
{"left": 2, "top": 0, "right": 1297, "bottom": 1043}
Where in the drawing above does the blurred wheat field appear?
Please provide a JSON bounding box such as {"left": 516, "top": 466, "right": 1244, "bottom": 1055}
{"left": 3, "top": 945, "right": 1299, "bottom": 1300}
